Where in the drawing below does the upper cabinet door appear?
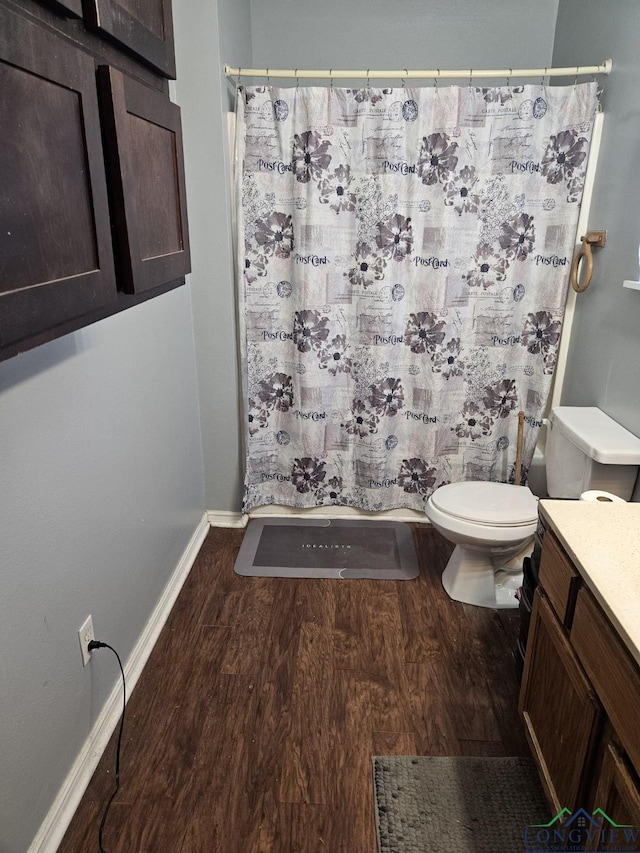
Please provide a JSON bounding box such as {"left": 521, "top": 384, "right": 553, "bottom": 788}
{"left": 84, "top": 0, "right": 176, "bottom": 78}
{"left": 0, "top": 7, "right": 117, "bottom": 357}
{"left": 98, "top": 66, "right": 190, "bottom": 294}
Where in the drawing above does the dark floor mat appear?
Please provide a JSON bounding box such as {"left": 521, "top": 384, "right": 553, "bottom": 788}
{"left": 234, "top": 518, "right": 419, "bottom": 579}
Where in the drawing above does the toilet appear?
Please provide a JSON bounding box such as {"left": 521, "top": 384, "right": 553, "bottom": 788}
{"left": 426, "top": 406, "right": 640, "bottom": 609}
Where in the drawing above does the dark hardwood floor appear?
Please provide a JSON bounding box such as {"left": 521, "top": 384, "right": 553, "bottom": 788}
{"left": 58, "top": 524, "right": 528, "bottom": 852}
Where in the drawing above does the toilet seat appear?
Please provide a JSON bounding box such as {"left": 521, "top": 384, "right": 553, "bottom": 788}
{"left": 430, "top": 481, "right": 538, "bottom": 527}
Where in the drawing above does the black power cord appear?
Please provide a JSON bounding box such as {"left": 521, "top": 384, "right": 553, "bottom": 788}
{"left": 87, "top": 640, "right": 126, "bottom": 853}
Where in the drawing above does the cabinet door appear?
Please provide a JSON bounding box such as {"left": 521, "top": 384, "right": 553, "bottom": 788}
{"left": 586, "top": 742, "right": 640, "bottom": 852}
{"left": 0, "top": 7, "right": 116, "bottom": 360}
{"left": 84, "top": 0, "right": 175, "bottom": 78}
{"left": 572, "top": 587, "right": 640, "bottom": 774}
{"left": 98, "top": 66, "right": 190, "bottom": 295}
{"left": 519, "top": 590, "right": 601, "bottom": 811}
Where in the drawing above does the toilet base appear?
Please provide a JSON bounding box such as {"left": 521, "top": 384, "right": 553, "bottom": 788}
{"left": 442, "top": 540, "right": 534, "bottom": 609}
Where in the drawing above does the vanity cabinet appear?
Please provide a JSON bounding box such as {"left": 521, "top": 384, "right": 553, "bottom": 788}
{"left": 520, "top": 526, "right": 640, "bottom": 825}
{"left": 0, "top": 0, "right": 189, "bottom": 363}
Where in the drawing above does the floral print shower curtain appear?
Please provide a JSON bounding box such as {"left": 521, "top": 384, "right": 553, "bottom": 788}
{"left": 236, "top": 82, "right": 598, "bottom": 513}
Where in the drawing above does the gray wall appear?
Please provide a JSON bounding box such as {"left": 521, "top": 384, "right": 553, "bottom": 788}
{"left": 172, "top": 0, "right": 252, "bottom": 512}
{"left": 250, "top": 0, "right": 559, "bottom": 81}
{"left": 0, "top": 288, "right": 205, "bottom": 851}
{"left": 553, "top": 2, "right": 640, "bottom": 448}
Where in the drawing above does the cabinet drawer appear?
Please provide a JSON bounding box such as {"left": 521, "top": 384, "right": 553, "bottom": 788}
{"left": 571, "top": 588, "right": 640, "bottom": 773}
{"left": 539, "top": 530, "right": 581, "bottom": 628}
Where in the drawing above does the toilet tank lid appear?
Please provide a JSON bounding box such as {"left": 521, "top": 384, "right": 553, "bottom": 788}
{"left": 550, "top": 407, "right": 640, "bottom": 464}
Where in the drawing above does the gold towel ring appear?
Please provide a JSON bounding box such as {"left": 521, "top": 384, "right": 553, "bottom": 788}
{"left": 570, "top": 231, "right": 607, "bottom": 293}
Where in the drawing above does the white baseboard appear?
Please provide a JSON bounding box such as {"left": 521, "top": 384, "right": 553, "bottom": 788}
{"left": 28, "top": 513, "right": 210, "bottom": 853}
{"left": 207, "top": 510, "right": 248, "bottom": 527}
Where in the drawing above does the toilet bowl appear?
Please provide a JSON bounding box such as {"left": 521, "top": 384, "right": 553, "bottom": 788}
{"left": 426, "top": 481, "right": 539, "bottom": 609}
{"left": 427, "top": 406, "right": 640, "bottom": 610}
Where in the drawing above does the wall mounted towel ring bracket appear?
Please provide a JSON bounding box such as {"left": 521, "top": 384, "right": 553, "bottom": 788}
{"left": 570, "top": 230, "right": 607, "bottom": 293}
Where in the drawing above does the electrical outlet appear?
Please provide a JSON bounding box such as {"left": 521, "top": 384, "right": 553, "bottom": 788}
{"left": 78, "top": 615, "right": 95, "bottom": 667}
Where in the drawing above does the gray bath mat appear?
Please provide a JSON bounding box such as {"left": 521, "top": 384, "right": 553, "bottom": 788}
{"left": 234, "top": 518, "right": 419, "bottom": 579}
{"left": 372, "top": 756, "right": 549, "bottom": 853}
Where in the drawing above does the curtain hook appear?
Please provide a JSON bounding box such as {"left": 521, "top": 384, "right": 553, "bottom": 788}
{"left": 266, "top": 68, "right": 270, "bottom": 86}
{"left": 574, "top": 65, "right": 579, "bottom": 87}
{"left": 402, "top": 68, "right": 408, "bottom": 89}
{"left": 469, "top": 69, "right": 473, "bottom": 89}
{"left": 507, "top": 67, "right": 512, "bottom": 87}
{"left": 434, "top": 69, "right": 440, "bottom": 91}
{"left": 236, "top": 66, "right": 242, "bottom": 90}
{"left": 367, "top": 69, "right": 371, "bottom": 91}
{"left": 330, "top": 69, "right": 333, "bottom": 90}
{"left": 541, "top": 66, "right": 547, "bottom": 87}
{"left": 295, "top": 68, "right": 299, "bottom": 89}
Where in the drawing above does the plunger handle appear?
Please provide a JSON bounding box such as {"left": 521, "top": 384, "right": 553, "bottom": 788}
{"left": 514, "top": 410, "right": 525, "bottom": 486}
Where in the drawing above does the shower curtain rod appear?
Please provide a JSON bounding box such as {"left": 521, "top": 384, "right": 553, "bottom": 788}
{"left": 224, "top": 60, "right": 612, "bottom": 82}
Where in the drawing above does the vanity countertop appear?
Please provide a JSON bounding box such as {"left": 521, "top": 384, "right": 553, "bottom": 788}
{"left": 539, "top": 500, "right": 640, "bottom": 667}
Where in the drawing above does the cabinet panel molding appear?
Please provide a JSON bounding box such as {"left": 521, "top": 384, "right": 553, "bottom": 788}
{"left": 0, "top": 5, "right": 117, "bottom": 359}
{"left": 38, "top": 0, "right": 83, "bottom": 18}
{"left": 98, "top": 65, "right": 190, "bottom": 295}
{"left": 83, "top": 0, "right": 176, "bottom": 78}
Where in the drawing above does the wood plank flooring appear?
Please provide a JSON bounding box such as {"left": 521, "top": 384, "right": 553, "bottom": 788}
{"left": 58, "top": 525, "right": 528, "bottom": 852}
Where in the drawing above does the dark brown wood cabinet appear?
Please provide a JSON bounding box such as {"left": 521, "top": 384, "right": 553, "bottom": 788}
{"left": 0, "top": 4, "right": 117, "bottom": 355}
{"left": 98, "top": 66, "right": 190, "bottom": 294}
{"left": 0, "top": 0, "right": 189, "bottom": 363}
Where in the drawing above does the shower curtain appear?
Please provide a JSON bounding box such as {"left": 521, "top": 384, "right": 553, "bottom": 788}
{"left": 235, "top": 81, "right": 598, "bottom": 513}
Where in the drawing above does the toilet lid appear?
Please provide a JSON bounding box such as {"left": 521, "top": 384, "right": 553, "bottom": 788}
{"left": 431, "top": 481, "right": 539, "bottom": 526}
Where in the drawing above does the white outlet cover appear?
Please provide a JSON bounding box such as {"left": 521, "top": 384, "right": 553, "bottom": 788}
{"left": 78, "top": 615, "right": 94, "bottom": 666}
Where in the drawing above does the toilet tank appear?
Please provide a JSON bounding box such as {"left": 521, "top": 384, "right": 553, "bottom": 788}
{"left": 546, "top": 407, "right": 640, "bottom": 499}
